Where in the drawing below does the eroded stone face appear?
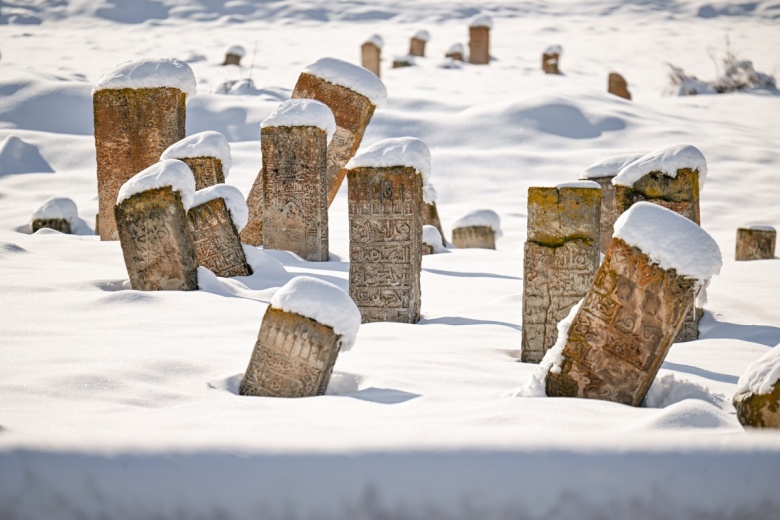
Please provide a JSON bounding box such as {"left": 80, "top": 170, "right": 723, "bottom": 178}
{"left": 348, "top": 166, "right": 423, "bottom": 324}
{"left": 542, "top": 52, "right": 560, "bottom": 74}
{"left": 588, "top": 177, "right": 618, "bottom": 255}
{"left": 452, "top": 226, "right": 495, "bottom": 249}
{"left": 361, "top": 42, "right": 381, "bottom": 77}
{"left": 240, "top": 307, "right": 342, "bottom": 398}
{"left": 469, "top": 26, "right": 490, "bottom": 65}
{"left": 409, "top": 37, "right": 426, "bottom": 57}
{"left": 545, "top": 238, "right": 696, "bottom": 406}
{"left": 187, "top": 197, "right": 252, "bottom": 278}
{"left": 423, "top": 202, "right": 446, "bottom": 247}
{"left": 31, "top": 218, "right": 70, "bottom": 234}
{"left": 114, "top": 186, "right": 198, "bottom": 291}
{"left": 180, "top": 157, "right": 225, "bottom": 191}
{"left": 734, "top": 382, "right": 780, "bottom": 428}
{"left": 608, "top": 72, "right": 632, "bottom": 100}
{"left": 736, "top": 228, "right": 776, "bottom": 261}
{"left": 292, "top": 73, "right": 376, "bottom": 207}
{"left": 94, "top": 87, "right": 186, "bottom": 241}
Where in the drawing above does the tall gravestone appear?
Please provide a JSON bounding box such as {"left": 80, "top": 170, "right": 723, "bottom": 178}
{"left": 409, "top": 30, "right": 430, "bottom": 57}
{"left": 361, "top": 35, "right": 383, "bottom": 78}
{"left": 161, "top": 131, "right": 231, "bottom": 191}
{"left": 468, "top": 15, "right": 492, "bottom": 65}
{"left": 521, "top": 183, "right": 601, "bottom": 363}
{"left": 291, "top": 57, "right": 387, "bottom": 207}
{"left": 93, "top": 58, "right": 195, "bottom": 241}
{"left": 346, "top": 137, "right": 428, "bottom": 324}
{"left": 545, "top": 203, "right": 722, "bottom": 406}
{"left": 736, "top": 226, "right": 776, "bottom": 261}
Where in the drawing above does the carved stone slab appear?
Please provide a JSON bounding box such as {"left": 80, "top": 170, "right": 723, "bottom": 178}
{"left": 452, "top": 226, "right": 495, "bottom": 249}
{"left": 423, "top": 202, "right": 446, "bottom": 246}
{"left": 361, "top": 42, "right": 381, "bottom": 77}
{"left": 240, "top": 168, "right": 264, "bottom": 246}
{"left": 292, "top": 73, "right": 377, "bottom": 207}
{"left": 261, "top": 126, "right": 329, "bottom": 262}
{"left": 348, "top": 166, "right": 423, "bottom": 324}
{"left": 542, "top": 52, "right": 560, "bottom": 74}
{"left": 240, "top": 307, "right": 343, "bottom": 398}
{"left": 180, "top": 157, "right": 225, "bottom": 191}
{"left": 31, "top": 218, "right": 70, "bottom": 234}
{"left": 114, "top": 186, "right": 198, "bottom": 291}
{"left": 521, "top": 186, "right": 601, "bottom": 363}
{"left": 736, "top": 227, "right": 776, "bottom": 261}
{"left": 608, "top": 72, "right": 632, "bottom": 100}
{"left": 587, "top": 176, "right": 618, "bottom": 254}
{"left": 409, "top": 37, "right": 426, "bottom": 57}
{"left": 187, "top": 197, "right": 252, "bottom": 277}
{"left": 734, "top": 381, "right": 780, "bottom": 428}
{"left": 94, "top": 87, "right": 186, "bottom": 241}
{"left": 546, "top": 237, "right": 696, "bottom": 406}
{"left": 469, "top": 26, "right": 490, "bottom": 65}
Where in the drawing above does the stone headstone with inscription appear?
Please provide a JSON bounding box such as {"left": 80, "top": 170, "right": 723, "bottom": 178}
{"left": 608, "top": 72, "right": 632, "bottom": 100}
{"left": 361, "top": 35, "right": 383, "bottom": 77}
{"left": 409, "top": 30, "right": 430, "bottom": 57}
{"left": 161, "top": 131, "right": 231, "bottom": 190}
{"left": 736, "top": 226, "right": 776, "bottom": 261}
{"left": 468, "top": 15, "right": 492, "bottom": 65}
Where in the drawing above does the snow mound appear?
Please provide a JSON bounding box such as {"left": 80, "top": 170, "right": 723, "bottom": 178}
{"left": 302, "top": 57, "right": 388, "bottom": 107}
{"left": 261, "top": 99, "right": 336, "bottom": 144}
{"left": 116, "top": 159, "right": 196, "bottom": 210}
{"left": 640, "top": 399, "right": 736, "bottom": 431}
{"left": 451, "top": 209, "right": 502, "bottom": 237}
{"left": 582, "top": 152, "right": 646, "bottom": 179}
{"left": 160, "top": 131, "right": 232, "bottom": 173}
{"left": 613, "top": 202, "right": 721, "bottom": 282}
{"left": 612, "top": 144, "right": 707, "bottom": 191}
{"left": 31, "top": 197, "right": 78, "bottom": 225}
{"left": 413, "top": 30, "right": 431, "bottom": 41}
{"left": 241, "top": 245, "right": 288, "bottom": 278}
{"left": 346, "top": 137, "right": 431, "bottom": 187}
{"left": 191, "top": 184, "right": 248, "bottom": 232}
{"left": 736, "top": 344, "right": 780, "bottom": 396}
{"left": 271, "top": 276, "right": 361, "bottom": 351}
{"left": 365, "top": 34, "right": 384, "bottom": 48}
{"left": 422, "top": 225, "right": 446, "bottom": 253}
{"left": 93, "top": 58, "right": 197, "bottom": 97}
{"left": 0, "top": 136, "right": 54, "bottom": 175}
{"left": 556, "top": 180, "right": 601, "bottom": 190}
{"left": 469, "top": 14, "right": 493, "bottom": 28}
{"left": 644, "top": 372, "right": 727, "bottom": 408}
{"left": 544, "top": 44, "right": 563, "bottom": 55}
{"left": 226, "top": 45, "right": 245, "bottom": 57}
{"left": 448, "top": 43, "right": 464, "bottom": 54}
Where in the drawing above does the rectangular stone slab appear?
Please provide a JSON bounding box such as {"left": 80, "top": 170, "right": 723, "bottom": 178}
{"left": 361, "top": 42, "right": 381, "bottom": 77}
{"left": 187, "top": 197, "right": 252, "bottom": 278}
{"left": 469, "top": 26, "right": 490, "bottom": 65}
{"left": 31, "top": 218, "right": 71, "bottom": 234}
{"left": 180, "top": 156, "right": 225, "bottom": 191}
{"left": 452, "top": 225, "right": 495, "bottom": 249}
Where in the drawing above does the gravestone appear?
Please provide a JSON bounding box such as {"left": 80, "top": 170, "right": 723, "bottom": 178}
{"left": 409, "top": 30, "right": 430, "bottom": 57}
{"left": 161, "top": 131, "right": 231, "bottom": 191}
{"left": 468, "top": 15, "right": 492, "bottom": 65}
{"left": 736, "top": 226, "right": 776, "bottom": 261}
{"left": 422, "top": 225, "right": 444, "bottom": 255}
{"left": 608, "top": 72, "right": 632, "bottom": 100}
{"left": 733, "top": 347, "right": 780, "bottom": 428}
{"left": 93, "top": 58, "right": 195, "bottom": 241}
{"left": 451, "top": 209, "right": 501, "bottom": 249}
{"left": 31, "top": 218, "right": 70, "bottom": 234}
{"left": 361, "top": 35, "right": 383, "bottom": 77}
{"left": 521, "top": 183, "right": 601, "bottom": 363}
{"left": 542, "top": 45, "right": 562, "bottom": 75}
{"left": 30, "top": 196, "right": 78, "bottom": 234}
{"left": 223, "top": 45, "right": 245, "bottom": 66}
{"left": 446, "top": 43, "right": 465, "bottom": 62}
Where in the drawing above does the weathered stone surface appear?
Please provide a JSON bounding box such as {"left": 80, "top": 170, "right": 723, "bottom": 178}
{"left": 546, "top": 237, "right": 696, "bottom": 406}
{"left": 736, "top": 227, "right": 776, "bottom": 261}
{"left": 734, "top": 381, "right": 780, "bottom": 428}
{"left": 521, "top": 186, "right": 601, "bottom": 363}
{"left": 469, "top": 26, "right": 490, "bottom": 65}
{"left": 423, "top": 202, "right": 446, "bottom": 246}
{"left": 361, "top": 41, "right": 381, "bottom": 77}
{"left": 542, "top": 52, "right": 560, "bottom": 74}
{"left": 261, "top": 125, "right": 329, "bottom": 262}
{"left": 114, "top": 186, "right": 198, "bottom": 291}
{"left": 180, "top": 156, "right": 225, "bottom": 191}
{"left": 240, "top": 307, "right": 343, "bottom": 398}
{"left": 608, "top": 72, "right": 632, "bottom": 100}
{"left": 348, "top": 165, "right": 423, "bottom": 324}
{"left": 452, "top": 226, "right": 495, "bottom": 249}
{"left": 409, "top": 37, "right": 426, "bottom": 57}
{"left": 240, "top": 169, "right": 264, "bottom": 246}
{"left": 187, "top": 197, "right": 252, "bottom": 277}
{"left": 292, "top": 73, "right": 377, "bottom": 207}
{"left": 31, "top": 218, "right": 70, "bottom": 234}
{"left": 94, "top": 87, "right": 186, "bottom": 241}
{"left": 587, "top": 176, "right": 618, "bottom": 254}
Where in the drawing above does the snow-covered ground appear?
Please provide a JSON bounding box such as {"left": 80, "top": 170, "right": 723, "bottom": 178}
{"left": 1, "top": 1, "right": 779, "bottom": 518}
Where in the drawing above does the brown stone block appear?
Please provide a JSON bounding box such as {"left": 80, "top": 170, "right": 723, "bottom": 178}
{"left": 240, "top": 170, "right": 264, "bottom": 246}
{"left": 409, "top": 37, "right": 426, "bottom": 57}
{"left": 452, "top": 226, "right": 495, "bottom": 249}
{"left": 588, "top": 176, "right": 618, "bottom": 254}
{"left": 187, "top": 197, "right": 252, "bottom": 278}
{"left": 31, "top": 218, "right": 71, "bottom": 234}
{"left": 180, "top": 157, "right": 225, "bottom": 191}
{"left": 527, "top": 186, "right": 602, "bottom": 246}
{"left": 469, "top": 26, "right": 490, "bottom": 65}
{"left": 736, "top": 227, "right": 776, "bottom": 261}
{"left": 361, "top": 42, "right": 381, "bottom": 77}
{"left": 734, "top": 381, "right": 780, "bottom": 428}
{"left": 423, "top": 202, "right": 446, "bottom": 246}
{"left": 608, "top": 72, "right": 632, "bottom": 100}
{"left": 542, "top": 52, "right": 560, "bottom": 74}
{"left": 223, "top": 53, "right": 242, "bottom": 66}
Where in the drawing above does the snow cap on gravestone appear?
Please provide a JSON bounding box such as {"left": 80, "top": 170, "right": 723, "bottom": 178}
{"left": 302, "top": 57, "right": 388, "bottom": 107}
{"left": 345, "top": 137, "right": 432, "bottom": 199}
{"left": 261, "top": 99, "right": 337, "bottom": 145}
{"left": 161, "top": 131, "right": 232, "bottom": 174}
{"left": 192, "top": 184, "right": 248, "bottom": 232}
{"left": 582, "top": 152, "right": 646, "bottom": 179}
{"left": 93, "top": 58, "right": 197, "bottom": 98}
{"left": 116, "top": 159, "right": 196, "bottom": 210}
{"left": 612, "top": 144, "right": 707, "bottom": 191}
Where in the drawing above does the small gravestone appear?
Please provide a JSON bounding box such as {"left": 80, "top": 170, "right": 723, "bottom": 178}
{"left": 545, "top": 202, "right": 722, "bottom": 406}
{"left": 468, "top": 15, "right": 492, "bottom": 65}
{"left": 392, "top": 55, "right": 415, "bottom": 69}
{"left": 409, "top": 30, "right": 430, "bottom": 57}
{"left": 114, "top": 159, "right": 198, "bottom": 291}
{"left": 451, "top": 209, "right": 501, "bottom": 249}
{"left": 612, "top": 144, "right": 706, "bottom": 343}
{"left": 161, "top": 131, "right": 231, "bottom": 190}
{"left": 542, "top": 45, "right": 562, "bottom": 75}
{"left": 223, "top": 45, "right": 245, "bottom": 66}
{"left": 733, "top": 345, "right": 780, "bottom": 428}
{"left": 446, "top": 43, "right": 465, "bottom": 62}
{"left": 521, "top": 182, "right": 601, "bottom": 363}
{"left": 93, "top": 58, "right": 195, "bottom": 241}
{"left": 422, "top": 182, "right": 445, "bottom": 247}
{"left": 422, "top": 225, "right": 445, "bottom": 255}
{"left": 30, "top": 197, "right": 78, "bottom": 234}
{"left": 736, "top": 226, "right": 776, "bottom": 261}
{"left": 240, "top": 276, "right": 361, "bottom": 398}
{"left": 361, "top": 35, "right": 383, "bottom": 78}
{"left": 346, "top": 137, "right": 428, "bottom": 324}
{"left": 291, "top": 57, "right": 387, "bottom": 207}
{"left": 608, "top": 72, "right": 632, "bottom": 100}
{"left": 581, "top": 152, "right": 645, "bottom": 254}
{"left": 259, "top": 99, "right": 334, "bottom": 262}
{"left": 188, "top": 184, "right": 252, "bottom": 278}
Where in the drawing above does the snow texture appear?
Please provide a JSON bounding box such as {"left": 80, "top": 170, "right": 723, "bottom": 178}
{"left": 422, "top": 225, "right": 446, "bottom": 253}
{"left": 736, "top": 344, "right": 780, "bottom": 396}
{"left": 582, "top": 152, "right": 646, "bottom": 179}
{"left": 469, "top": 14, "right": 493, "bottom": 28}
{"left": 260, "top": 99, "right": 336, "bottom": 144}
{"left": 116, "top": 159, "right": 196, "bottom": 210}
{"left": 92, "top": 58, "right": 197, "bottom": 97}
{"left": 191, "top": 184, "right": 248, "bottom": 232}
{"left": 544, "top": 44, "right": 563, "bottom": 55}
{"left": 160, "top": 131, "right": 233, "bottom": 173}
{"left": 613, "top": 202, "right": 721, "bottom": 282}
{"left": 365, "top": 34, "right": 384, "bottom": 49}
{"left": 413, "top": 30, "right": 431, "bottom": 41}
{"left": 345, "top": 137, "right": 432, "bottom": 187}
{"left": 271, "top": 276, "right": 361, "bottom": 351}
{"left": 451, "top": 209, "right": 502, "bottom": 237}
{"left": 226, "top": 45, "right": 245, "bottom": 57}
{"left": 302, "top": 57, "right": 388, "bottom": 107}
{"left": 556, "top": 180, "right": 601, "bottom": 189}
{"left": 644, "top": 371, "right": 727, "bottom": 408}
{"left": 30, "top": 196, "right": 78, "bottom": 225}
{"left": 612, "top": 144, "right": 708, "bottom": 191}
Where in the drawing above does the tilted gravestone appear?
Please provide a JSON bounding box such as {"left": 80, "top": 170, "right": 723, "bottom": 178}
{"left": 114, "top": 159, "right": 198, "bottom": 291}
{"left": 542, "top": 45, "right": 562, "bottom": 75}
{"left": 30, "top": 197, "right": 78, "bottom": 234}
{"left": 361, "top": 35, "right": 383, "bottom": 78}
{"left": 545, "top": 203, "right": 722, "bottom": 406}
{"left": 468, "top": 15, "right": 492, "bottom": 65}
{"left": 608, "top": 72, "right": 632, "bottom": 100}
{"left": 240, "top": 276, "right": 361, "bottom": 398}
{"left": 93, "top": 58, "right": 195, "bottom": 241}
{"left": 409, "top": 30, "right": 430, "bottom": 57}
{"left": 735, "top": 226, "right": 776, "bottom": 261}
{"left": 291, "top": 57, "right": 387, "bottom": 207}
{"left": 521, "top": 183, "right": 601, "bottom": 363}
{"left": 346, "top": 137, "right": 429, "bottom": 324}
{"left": 161, "top": 131, "right": 231, "bottom": 191}
{"left": 451, "top": 209, "right": 501, "bottom": 249}
{"left": 733, "top": 346, "right": 780, "bottom": 428}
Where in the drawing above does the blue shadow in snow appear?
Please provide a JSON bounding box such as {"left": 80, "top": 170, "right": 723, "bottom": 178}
{"left": 699, "top": 311, "right": 780, "bottom": 347}
{"left": 420, "top": 316, "right": 522, "bottom": 332}
{"left": 423, "top": 268, "right": 521, "bottom": 281}
{"left": 346, "top": 387, "right": 419, "bottom": 405}
{"left": 660, "top": 361, "right": 739, "bottom": 385}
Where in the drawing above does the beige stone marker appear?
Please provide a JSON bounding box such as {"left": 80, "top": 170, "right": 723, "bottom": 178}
{"left": 468, "top": 15, "right": 492, "bottom": 65}
{"left": 291, "top": 57, "right": 387, "bottom": 207}
{"left": 30, "top": 196, "right": 78, "bottom": 235}
{"left": 361, "top": 35, "right": 383, "bottom": 77}
{"left": 733, "top": 347, "right": 780, "bottom": 428}
{"left": 114, "top": 160, "right": 199, "bottom": 291}
{"left": 346, "top": 137, "right": 429, "bottom": 324}
{"left": 223, "top": 45, "right": 245, "bottom": 66}
{"left": 259, "top": 99, "right": 334, "bottom": 262}
{"left": 240, "top": 276, "right": 361, "bottom": 398}
{"left": 446, "top": 43, "right": 465, "bottom": 62}
{"left": 608, "top": 72, "right": 632, "bottom": 100}
{"left": 409, "top": 30, "right": 430, "bottom": 57}
{"left": 542, "top": 45, "right": 562, "bottom": 75}
{"left": 161, "top": 131, "right": 231, "bottom": 191}
{"left": 545, "top": 202, "right": 722, "bottom": 406}
{"left": 93, "top": 58, "right": 195, "bottom": 241}
{"left": 521, "top": 183, "right": 601, "bottom": 363}
{"left": 451, "top": 209, "right": 501, "bottom": 249}
{"left": 736, "top": 226, "right": 776, "bottom": 261}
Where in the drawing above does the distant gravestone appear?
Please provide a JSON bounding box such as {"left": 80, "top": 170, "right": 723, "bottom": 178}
{"left": 187, "top": 184, "right": 252, "bottom": 278}
{"left": 542, "top": 45, "right": 562, "bottom": 75}
{"left": 291, "top": 57, "right": 387, "bottom": 207}
{"left": 240, "top": 276, "right": 361, "bottom": 398}
{"left": 608, "top": 72, "right": 632, "bottom": 100}
{"left": 161, "top": 131, "right": 231, "bottom": 190}
{"left": 422, "top": 225, "right": 444, "bottom": 255}
{"left": 346, "top": 137, "right": 428, "bottom": 324}
{"left": 468, "top": 15, "right": 492, "bottom": 65}
{"left": 30, "top": 196, "right": 78, "bottom": 234}
{"left": 409, "top": 30, "right": 430, "bottom": 57}
{"left": 392, "top": 55, "right": 415, "bottom": 69}
{"left": 736, "top": 226, "right": 776, "bottom": 261}
{"left": 733, "top": 346, "right": 780, "bottom": 428}
{"left": 545, "top": 202, "right": 722, "bottom": 406}
{"left": 114, "top": 159, "right": 198, "bottom": 291}
{"left": 521, "top": 183, "right": 601, "bottom": 363}
{"left": 361, "top": 35, "right": 383, "bottom": 77}
{"left": 451, "top": 209, "right": 501, "bottom": 249}
{"left": 260, "top": 99, "right": 334, "bottom": 262}
{"left": 93, "top": 58, "right": 195, "bottom": 241}
{"left": 446, "top": 43, "right": 465, "bottom": 62}
{"left": 223, "top": 45, "right": 245, "bottom": 66}
{"left": 422, "top": 182, "right": 445, "bottom": 247}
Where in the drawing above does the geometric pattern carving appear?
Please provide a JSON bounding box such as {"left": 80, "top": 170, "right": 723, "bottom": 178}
{"left": 187, "top": 197, "right": 252, "bottom": 278}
